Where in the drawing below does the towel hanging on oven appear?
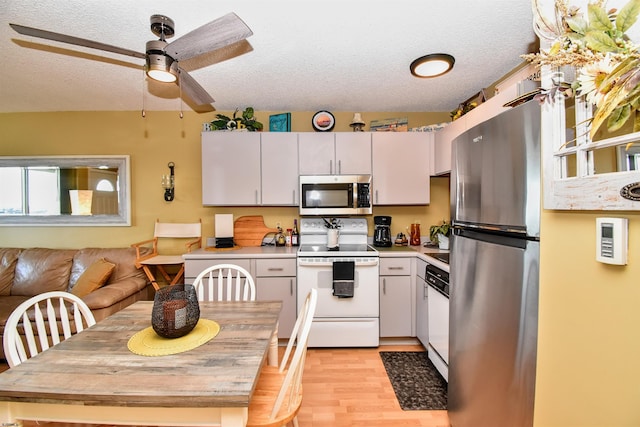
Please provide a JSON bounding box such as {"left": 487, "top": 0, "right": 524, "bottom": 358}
{"left": 332, "top": 261, "right": 355, "bottom": 298}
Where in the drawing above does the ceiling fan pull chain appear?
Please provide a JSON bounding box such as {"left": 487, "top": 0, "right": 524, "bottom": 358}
{"left": 179, "top": 71, "right": 184, "bottom": 119}
{"left": 141, "top": 69, "right": 146, "bottom": 118}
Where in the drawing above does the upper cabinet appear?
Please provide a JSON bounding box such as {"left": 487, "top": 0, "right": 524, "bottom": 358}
{"left": 433, "top": 116, "right": 466, "bottom": 176}
{"left": 202, "top": 132, "right": 298, "bottom": 206}
{"left": 372, "top": 132, "right": 434, "bottom": 205}
{"left": 202, "top": 132, "right": 261, "bottom": 206}
{"left": 261, "top": 132, "right": 299, "bottom": 205}
{"left": 298, "top": 132, "right": 372, "bottom": 175}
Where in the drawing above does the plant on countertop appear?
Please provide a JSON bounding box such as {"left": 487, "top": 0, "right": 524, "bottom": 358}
{"left": 523, "top": 0, "right": 640, "bottom": 138}
{"left": 210, "top": 107, "right": 264, "bottom": 131}
{"left": 322, "top": 217, "right": 342, "bottom": 229}
{"left": 429, "top": 220, "right": 451, "bottom": 245}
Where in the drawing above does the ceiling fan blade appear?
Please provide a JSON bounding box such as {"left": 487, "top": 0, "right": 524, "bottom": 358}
{"left": 9, "top": 23, "right": 146, "bottom": 60}
{"left": 165, "top": 12, "right": 253, "bottom": 62}
{"left": 178, "top": 68, "right": 215, "bottom": 105}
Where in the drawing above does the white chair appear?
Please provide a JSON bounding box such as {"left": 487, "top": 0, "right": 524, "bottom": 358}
{"left": 131, "top": 219, "right": 202, "bottom": 291}
{"left": 247, "top": 288, "right": 317, "bottom": 427}
{"left": 192, "top": 263, "right": 280, "bottom": 365}
{"left": 192, "top": 263, "right": 256, "bottom": 302}
{"left": 3, "top": 291, "right": 96, "bottom": 368}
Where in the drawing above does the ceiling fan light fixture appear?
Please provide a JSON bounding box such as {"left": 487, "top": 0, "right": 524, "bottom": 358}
{"left": 410, "top": 53, "right": 455, "bottom": 78}
{"left": 146, "top": 40, "right": 178, "bottom": 83}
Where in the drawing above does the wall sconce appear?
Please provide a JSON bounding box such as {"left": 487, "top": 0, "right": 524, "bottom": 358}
{"left": 162, "top": 162, "right": 175, "bottom": 202}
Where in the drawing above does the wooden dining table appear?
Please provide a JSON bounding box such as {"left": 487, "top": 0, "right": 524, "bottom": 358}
{"left": 0, "top": 300, "right": 282, "bottom": 427}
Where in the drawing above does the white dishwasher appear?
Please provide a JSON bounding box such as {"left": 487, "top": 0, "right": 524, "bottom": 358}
{"left": 426, "top": 262, "right": 449, "bottom": 381}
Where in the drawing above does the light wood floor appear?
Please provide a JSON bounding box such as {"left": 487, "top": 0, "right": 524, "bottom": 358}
{"left": 3, "top": 344, "right": 450, "bottom": 427}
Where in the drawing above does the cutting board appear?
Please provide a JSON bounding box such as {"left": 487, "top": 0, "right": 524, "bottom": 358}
{"left": 233, "top": 216, "right": 279, "bottom": 247}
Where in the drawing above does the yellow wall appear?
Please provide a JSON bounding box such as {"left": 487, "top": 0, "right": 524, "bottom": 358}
{"left": 5, "top": 109, "right": 639, "bottom": 426}
{"left": 535, "top": 209, "right": 640, "bottom": 427}
{"left": 0, "top": 110, "right": 450, "bottom": 249}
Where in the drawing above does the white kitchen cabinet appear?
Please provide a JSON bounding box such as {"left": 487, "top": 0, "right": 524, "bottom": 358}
{"left": 415, "top": 257, "right": 428, "bottom": 346}
{"left": 379, "top": 257, "right": 413, "bottom": 337}
{"left": 372, "top": 132, "right": 433, "bottom": 205}
{"left": 334, "top": 132, "right": 372, "bottom": 175}
{"left": 202, "top": 132, "right": 261, "bottom": 205}
{"left": 261, "top": 132, "right": 299, "bottom": 205}
{"left": 255, "top": 258, "right": 297, "bottom": 339}
{"left": 184, "top": 258, "right": 253, "bottom": 285}
{"left": 202, "top": 132, "right": 299, "bottom": 206}
{"left": 433, "top": 116, "right": 466, "bottom": 176}
{"left": 298, "top": 132, "right": 371, "bottom": 175}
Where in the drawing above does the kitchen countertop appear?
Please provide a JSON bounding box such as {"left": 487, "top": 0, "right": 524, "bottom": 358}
{"left": 183, "top": 244, "right": 450, "bottom": 271}
{"left": 183, "top": 246, "right": 299, "bottom": 259}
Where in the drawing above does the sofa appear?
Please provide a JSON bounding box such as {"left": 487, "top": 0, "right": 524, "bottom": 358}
{"left": 0, "top": 246, "right": 154, "bottom": 360}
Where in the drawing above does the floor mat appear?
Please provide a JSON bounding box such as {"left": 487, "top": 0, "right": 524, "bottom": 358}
{"left": 379, "top": 351, "right": 447, "bottom": 410}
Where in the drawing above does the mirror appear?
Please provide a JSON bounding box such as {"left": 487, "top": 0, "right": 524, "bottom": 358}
{"left": 0, "top": 155, "right": 131, "bottom": 226}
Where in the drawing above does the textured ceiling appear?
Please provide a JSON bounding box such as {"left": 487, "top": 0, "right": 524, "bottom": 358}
{"left": 0, "top": 0, "right": 537, "bottom": 114}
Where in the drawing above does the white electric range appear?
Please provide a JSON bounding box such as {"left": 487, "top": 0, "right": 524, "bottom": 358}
{"left": 296, "top": 217, "right": 380, "bottom": 347}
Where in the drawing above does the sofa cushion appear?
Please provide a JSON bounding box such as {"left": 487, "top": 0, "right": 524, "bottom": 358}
{"left": 0, "top": 248, "right": 22, "bottom": 296}
{"left": 71, "top": 258, "right": 116, "bottom": 297}
{"left": 11, "top": 248, "right": 76, "bottom": 296}
{"left": 69, "top": 247, "right": 150, "bottom": 289}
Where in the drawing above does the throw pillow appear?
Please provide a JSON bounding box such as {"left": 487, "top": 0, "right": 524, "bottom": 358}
{"left": 71, "top": 258, "right": 116, "bottom": 297}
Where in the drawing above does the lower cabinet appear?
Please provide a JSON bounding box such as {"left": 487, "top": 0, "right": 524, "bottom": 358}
{"left": 255, "top": 258, "right": 297, "bottom": 339}
{"left": 183, "top": 255, "right": 297, "bottom": 339}
{"left": 379, "top": 257, "right": 414, "bottom": 337}
{"left": 416, "top": 258, "right": 428, "bottom": 346}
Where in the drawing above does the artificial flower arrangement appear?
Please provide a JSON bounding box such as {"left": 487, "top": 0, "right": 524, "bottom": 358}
{"left": 523, "top": 0, "right": 640, "bottom": 138}
{"left": 209, "top": 107, "right": 264, "bottom": 131}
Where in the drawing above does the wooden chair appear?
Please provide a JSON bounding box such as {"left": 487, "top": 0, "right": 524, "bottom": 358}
{"left": 247, "top": 288, "right": 317, "bottom": 427}
{"left": 192, "top": 263, "right": 256, "bottom": 302}
{"left": 192, "top": 263, "right": 281, "bottom": 366}
{"left": 131, "top": 219, "right": 202, "bottom": 291}
{"left": 3, "top": 291, "right": 96, "bottom": 368}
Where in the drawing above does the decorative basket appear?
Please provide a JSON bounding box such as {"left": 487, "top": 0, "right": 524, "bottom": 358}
{"left": 152, "top": 284, "right": 200, "bottom": 338}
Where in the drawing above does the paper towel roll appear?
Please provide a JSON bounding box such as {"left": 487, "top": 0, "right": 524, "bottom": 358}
{"left": 214, "top": 214, "right": 234, "bottom": 238}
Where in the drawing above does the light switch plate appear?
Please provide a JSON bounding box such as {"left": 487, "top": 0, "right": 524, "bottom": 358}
{"left": 596, "top": 217, "right": 628, "bottom": 265}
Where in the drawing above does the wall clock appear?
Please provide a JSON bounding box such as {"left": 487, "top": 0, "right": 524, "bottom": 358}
{"left": 312, "top": 110, "right": 335, "bottom": 132}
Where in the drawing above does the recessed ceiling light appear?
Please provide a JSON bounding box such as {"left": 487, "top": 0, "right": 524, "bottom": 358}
{"left": 410, "top": 53, "right": 455, "bottom": 78}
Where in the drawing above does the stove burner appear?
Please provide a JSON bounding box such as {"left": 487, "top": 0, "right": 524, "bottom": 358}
{"left": 430, "top": 252, "right": 450, "bottom": 264}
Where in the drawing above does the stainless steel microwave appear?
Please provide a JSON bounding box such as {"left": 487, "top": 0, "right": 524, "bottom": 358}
{"left": 299, "top": 175, "right": 372, "bottom": 215}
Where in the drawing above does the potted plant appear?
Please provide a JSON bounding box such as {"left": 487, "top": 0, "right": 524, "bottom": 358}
{"left": 429, "top": 220, "right": 451, "bottom": 250}
{"left": 210, "top": 107, "right": 264, "bottom": 132}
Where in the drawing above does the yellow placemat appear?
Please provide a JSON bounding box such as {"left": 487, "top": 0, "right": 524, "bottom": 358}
{"left": 128, "top": 319, "right": 220, "bottom": 357}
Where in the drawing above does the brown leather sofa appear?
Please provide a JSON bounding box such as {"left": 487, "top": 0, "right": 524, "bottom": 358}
{"left": 0, "top": 247, "right": 154, "bottom": 360}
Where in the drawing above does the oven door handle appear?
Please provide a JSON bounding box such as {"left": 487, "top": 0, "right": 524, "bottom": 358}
{"left": 297, "top": 258, "right": 379, "bottom": 267}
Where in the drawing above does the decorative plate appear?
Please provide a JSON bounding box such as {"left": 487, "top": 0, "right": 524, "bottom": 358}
{"left": 312, "top": 110, "right": 335, "bottom": 132}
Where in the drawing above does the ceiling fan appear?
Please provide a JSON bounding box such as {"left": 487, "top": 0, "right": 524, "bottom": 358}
{"left": 9, "top": 12, "right": 253, "bottom": 106}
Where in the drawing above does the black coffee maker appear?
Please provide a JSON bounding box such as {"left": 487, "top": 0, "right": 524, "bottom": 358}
{"left": 373, "top": 216, "right": 392, "bottom": 247}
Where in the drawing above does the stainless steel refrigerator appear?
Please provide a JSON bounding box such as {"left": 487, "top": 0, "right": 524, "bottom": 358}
{"left": 448, "top": 100, "right": 540, "bottom": 427}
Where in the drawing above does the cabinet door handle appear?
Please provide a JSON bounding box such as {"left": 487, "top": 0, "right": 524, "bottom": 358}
{"left": 388, "top": 266, "right": 404, "bottom": 270}
{"left": 330, "top": 160, "right": 333, "bottom": 175}
{"left": 268, "top": 268, "right": 284, "bottom": 271}
{"left": 292, "top": 190, "right": 296, "bottom": 205}
{"left": 375, "top": 190, "right": 379, "bottom": 204}
{"left": 338, "top": 160, "right": 341, "bottom": 175}
{"left": 383, "top": 278, "right": 386, "bottom": 294}
{"left": 290, "top": 279, "right": 294, "bottom": 295}
{"left": 255, "top": 190, "right": 259, "bottom": 204}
